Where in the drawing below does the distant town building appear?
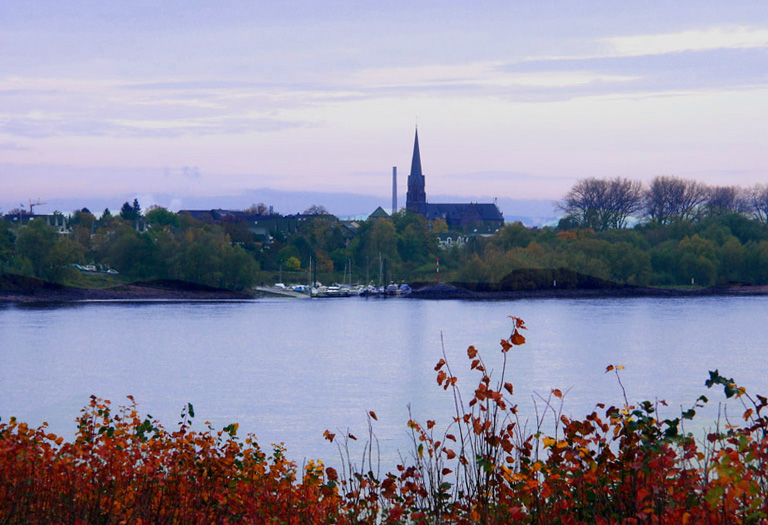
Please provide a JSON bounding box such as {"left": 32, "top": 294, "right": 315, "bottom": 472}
{"left": 404, "top": 128, "right": 504, "bottom": 231}
{"left": 367, "top": 206, "right": 390, "bottom": 220}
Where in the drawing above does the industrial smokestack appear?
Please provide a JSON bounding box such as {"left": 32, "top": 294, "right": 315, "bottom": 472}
{"left": 392, "top": 166, "right": 397, "bottom": 214}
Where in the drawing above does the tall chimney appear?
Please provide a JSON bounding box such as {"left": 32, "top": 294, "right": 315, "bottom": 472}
{"left": 392, "top": 166, "right": 397, "bottom": 214}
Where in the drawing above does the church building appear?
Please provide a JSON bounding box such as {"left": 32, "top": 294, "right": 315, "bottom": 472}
{"left": 405, "top": 129, "right": 504, "bottom": 231}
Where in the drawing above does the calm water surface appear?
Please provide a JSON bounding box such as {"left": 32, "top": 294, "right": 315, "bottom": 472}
{"left": 2, "top": 296, "right": 767, "bottom": 467}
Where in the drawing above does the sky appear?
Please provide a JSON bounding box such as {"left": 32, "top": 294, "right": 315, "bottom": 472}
{"left": 1, "top": 1, "right": 768, "bottom": 212}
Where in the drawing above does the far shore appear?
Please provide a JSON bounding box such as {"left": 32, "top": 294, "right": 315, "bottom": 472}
{"left": 3, "top": 274, "right": 768, "bottom": 303}
{"left": 408, "top": 282, "right": 768, "bottom": 300}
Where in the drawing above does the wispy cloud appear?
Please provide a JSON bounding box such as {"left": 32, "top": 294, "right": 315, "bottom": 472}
{"left": 603, "top": 26, "right": 768, "bottom": 57}
{"left": 350, "top": 62, "right": 638, "bottom": 90}
{"left": 0, "top": 141, "right": 29, "bottom": 151}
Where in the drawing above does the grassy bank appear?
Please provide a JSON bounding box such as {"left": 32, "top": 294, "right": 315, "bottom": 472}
{"left": 2, "top": 318, "right": 767, "bottom": 523}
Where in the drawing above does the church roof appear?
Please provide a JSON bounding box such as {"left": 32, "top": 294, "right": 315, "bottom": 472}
{"left": 419, "top": 203, "right": 504, "bottom": 225}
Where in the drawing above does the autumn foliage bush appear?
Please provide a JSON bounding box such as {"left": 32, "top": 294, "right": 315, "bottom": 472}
{"left": 3, "top": 318, "right": 768, "bottom": 523}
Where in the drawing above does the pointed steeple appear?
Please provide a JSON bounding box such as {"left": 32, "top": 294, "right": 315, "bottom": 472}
{"left": 410, "top": 128, "right": 423, "bottom": 179}
{"left": 406, "top": 127, "right": 426, "bottom": 211}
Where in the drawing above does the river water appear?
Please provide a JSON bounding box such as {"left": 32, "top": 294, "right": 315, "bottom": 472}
{"left": 2, "top": 296, "right": 767, "bottom": 468}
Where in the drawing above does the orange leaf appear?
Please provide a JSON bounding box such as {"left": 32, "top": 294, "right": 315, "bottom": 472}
{"left": 436, "top": 370, "right": 447, "bottom": 385}
{"left": 427, "top": 420, "right": 436, "bottom": 430}
{"left": 434, "top": 359, "right": 446, "bottom": 371}
{"left": 510, "top": 330, "right": 526, "bottom": 345}
{"left": 605, "top": 365, "right": 614, "bottom": 373}
{"left": 323, "top": 429, "right": 336, "bottom": 442}
{"left": 552, "top": 389, "right": 562, "bottom": 399}
{"left": 369, "top": 411, "right": 378, "bottom": 421}
{"left": 467, "top": 345, "right": 478, "bottom": 359}
{"left": 325, "top": 467, "right": 339, "bottom": 481}
{"left": 504, "top": 382, "right": 514, "bottom": 395}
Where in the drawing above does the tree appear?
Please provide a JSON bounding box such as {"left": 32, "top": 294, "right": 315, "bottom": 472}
{"left": 745, "top": 184, "right": 768, "bottom": 223}
{"left": 145, "top": 206, "right": 179, "bottom": 228}
{"left": 245, "top": 203, "right": 271, "bottom": 215}
{"left": 559, "top": 177, "right": 643, "bottom": 231}
{"left": 283, "top": 256, "right": 301, "bottom": 271}
{"left": 0, "top": 218, "right": 14, "bottom": 265}
{"left": 14, "top": 219, "right": 81, "bottom": 281}
{"left": 119, "top": 202, "right": 137, "bottom": 222}
{"left": 14, "top": 219, "right": 57, "bottom": 278}
{"left": 705, "top": 185, "right": 745, "bottom": 217}
{"left": 70, "top": 209, "right": 96, "bottom": 231}
{"left": 644, "top": 176, "right": 708, "bottom": 224}
{"left": 303, "top": 204, "right": 329, "bottom": 216}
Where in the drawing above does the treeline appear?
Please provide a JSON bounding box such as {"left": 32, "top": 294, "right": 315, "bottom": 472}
{"left": 559, "top": 175, "right": 768, "bottom": 230}
{"left": 262, "top": 211, "right": 443, "bottom": 284}
{"left": 5, "top": 175, "right": 768, "bottom": 291}
{"left": 455, "top": 214, "right": 768, "bottom": 288}
{"left": 0, "top": 206, "right": 257, "bottom": 291}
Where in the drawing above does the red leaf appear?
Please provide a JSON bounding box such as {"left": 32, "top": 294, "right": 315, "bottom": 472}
{"left": 369, "top": 411, "right": 378, "bottom": 421}
{"left": 510, "top": 330, "right": 526, "bottom": 345}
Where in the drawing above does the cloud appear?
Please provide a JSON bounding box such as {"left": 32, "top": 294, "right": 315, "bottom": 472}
{"left": 349, "top": 62, "right": 638, "bottom": 91}
{"left": 0, "top": 141, "right": 29, "bottom": 151}
{"left": 603, "top": 26, "right": 768, "bottom": 57}
{"left": 0, "top": 114, "right": 307, "bottom": 139}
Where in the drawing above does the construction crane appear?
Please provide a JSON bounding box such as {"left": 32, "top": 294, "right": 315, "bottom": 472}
{"left": 28, "top": 199, "right": 46, "bottom": 215}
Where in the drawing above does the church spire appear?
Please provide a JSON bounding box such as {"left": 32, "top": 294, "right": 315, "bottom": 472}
{"left": 406, "top": 127, "right": 426, "bottom": 211}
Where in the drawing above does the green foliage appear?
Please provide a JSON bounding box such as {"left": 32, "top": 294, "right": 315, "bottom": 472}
{"left": 144, "top": 206, "right": 179, "bottom": 228}
{"left": 283, "top": 256, "right": 301, "bottom": 271}
{"left": 13, "top": 219, "right": 83, "bottom": 282}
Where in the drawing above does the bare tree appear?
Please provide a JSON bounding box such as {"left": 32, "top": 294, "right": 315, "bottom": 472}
{"left": 644, "top": 176, "right": 709, "bottom": 224}
{"left": 558, "top": 177, "right": 643, "bottom": 230}
{"left": 705, "top": 185, "right": 746, "bottom": 216}
{"left": 244, "top": 202, "right": 271, "bottom": 215}
{"left": 303, "top": 204, "right": 329, "bottom": 216}
{"left": 606, "top": 177, "right": 644, "bottom": 229}
{"left": 746, "top": 184, "right": 768, "bottom": 223}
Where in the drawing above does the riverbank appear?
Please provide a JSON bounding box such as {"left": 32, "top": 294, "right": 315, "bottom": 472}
{"left": 0, "top": 274, "right": 255, "bottom": 303}
{"left": 408, "top": 282, "right": 768, "bottom": 300}
{"left": 4, "top": 273, "right": 768, "bottom": 303}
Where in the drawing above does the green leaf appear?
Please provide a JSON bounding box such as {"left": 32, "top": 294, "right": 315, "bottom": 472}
{"left": 187, "top": 403, "right": 195, "bottom": 418}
